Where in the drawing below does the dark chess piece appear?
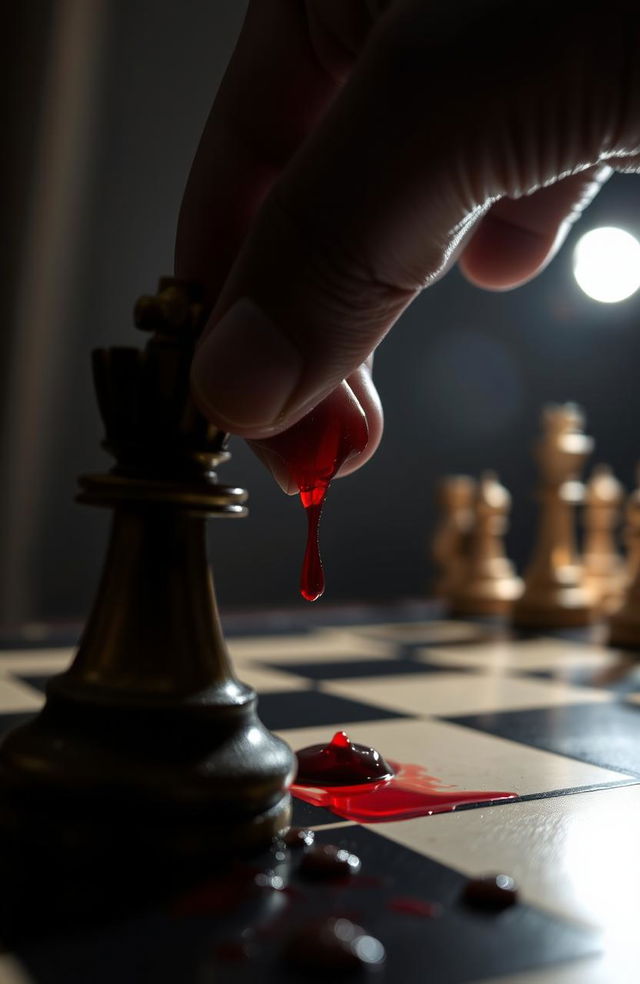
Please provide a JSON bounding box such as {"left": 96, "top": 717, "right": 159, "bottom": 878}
{"left": 0, "top": 278, "right": 294, "bottom": 867}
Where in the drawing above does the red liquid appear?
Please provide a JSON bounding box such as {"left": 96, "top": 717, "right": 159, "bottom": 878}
{"left": 296, "top": 731, "right": 393, "bottom": 786}
{"left": 388, "top": 897, "right": 441, "bottom": 918}
{"left": 291, "top": 732, "right": 517, "bottom": 823}
{"left": 254, "top": 386, "right": 368, "bottom": 602}
{"left": 300, "top": 492, "right": 325, "bottom": 603}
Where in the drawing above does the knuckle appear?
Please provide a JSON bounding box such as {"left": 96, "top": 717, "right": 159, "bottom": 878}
{"left": 445, "top": 3, "right": 640, "bottom": 203}
{"left": 265, "top": 188, "right": 414, "bottom": 352}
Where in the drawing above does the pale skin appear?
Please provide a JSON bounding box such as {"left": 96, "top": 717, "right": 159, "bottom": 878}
{"left": 175, "top": 0, "right": 640, "bottom": 489}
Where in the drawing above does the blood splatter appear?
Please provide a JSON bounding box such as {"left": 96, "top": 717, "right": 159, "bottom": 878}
{"left": 291, "top": 732, "right": 518, "bottom": 823}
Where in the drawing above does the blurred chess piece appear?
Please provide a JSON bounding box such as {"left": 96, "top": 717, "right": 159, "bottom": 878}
{"left": 622, "top": 465, "right": 640, "bottom": 585}
{"left": 512, "top": 403, "right": 595, "bottom": 628}
{"left": 450, "top": 471, "right": 523, "bottom": 616}
{"left": 432, "top": 475, "right": 475, "bottom": 600}
{"left": 608, "top": 464, "right": 640, "bottom": 648}
{"left": 583, "top": 464, "right": 625, "bottom": 614}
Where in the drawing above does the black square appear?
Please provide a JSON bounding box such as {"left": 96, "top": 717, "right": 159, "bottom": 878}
{"left": 263, "top": 658, "right": 470, "bottom": 681}
{"left": 447, "top": 701, "right": 640, "bottom": 778}
{"left": 14, "top": 674, "right": 51, "bottom": 695}
{"left": 0, "top": 711, "right": 35, "bottom": 739}
{"left": 12, "top": 815, "right": 597, "bottom": 984}
{"left": 256, "top": 690, "right": 411, "bottom": 731}
{"left": 522, "top": 663, "right": 640, "bottom": 696}
{"left": 290, "top": 796, "right": 340, "bottom": 827}
{"left": 289, "top": 825, "right": 598, "bottom": 984}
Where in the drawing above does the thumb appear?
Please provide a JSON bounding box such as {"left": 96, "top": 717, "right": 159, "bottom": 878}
{"left": 191, "top": 0, "right": 640, "bottom": 438}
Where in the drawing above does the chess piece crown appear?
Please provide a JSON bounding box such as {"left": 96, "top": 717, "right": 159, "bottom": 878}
{"left": 81, "top": 276, "right": 245, "bottom": 509}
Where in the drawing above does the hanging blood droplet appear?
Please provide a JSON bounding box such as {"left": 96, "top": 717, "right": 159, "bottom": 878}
{"left": 252, "top": 384, "right": 368, "bottom": 601}
{"left": 300, "top": 489, "right": 326, "bottom": 602}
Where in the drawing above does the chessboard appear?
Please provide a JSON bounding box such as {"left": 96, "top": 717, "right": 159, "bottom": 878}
{"left": 1, "top": 606, "right": 640, "bottom": 984}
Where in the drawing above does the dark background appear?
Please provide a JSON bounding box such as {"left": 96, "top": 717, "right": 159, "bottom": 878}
{"left": 3, "top": 0, "right": 640, "bottom": 624}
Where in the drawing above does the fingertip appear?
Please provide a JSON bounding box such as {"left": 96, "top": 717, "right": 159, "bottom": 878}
{"left": 459, "top": 165, "right": 611, "bottom": 291}
{"left": 248, "top": 441, "right": 299, "bottom": 494}
{"left": 334, "top": 365, "right": 383, "bottom": 477}
{"left": 459, "top": 214, "right": 557, "bottom": 290}
{"left": 248, "top": 371, "right": 382, "bottom": 491}
{"left": 190, "top": 297, "right": 304, "bottom": 436}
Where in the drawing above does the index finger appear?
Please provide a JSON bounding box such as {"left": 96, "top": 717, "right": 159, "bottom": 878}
{"left": 175, "top": 0, "right": 340, "bottom": 305}
{"left": 191, "top": 0, "right": 640, "bottom": 437}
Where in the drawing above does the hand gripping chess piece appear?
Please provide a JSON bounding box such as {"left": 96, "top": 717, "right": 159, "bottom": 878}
{"left": 450, "top": 472, "right": 523, "bottom": 616}
{"left": 512, "top": 404, "right": 595, "bottom": 628}
{"left": 431, "top": 475, "right": 476, "bottom": 601}
{"left": 0, "top": 278, "right": 294, "bottom": 866}
{"left": 608, "top": 465, "right": 640, "bottom": 648}
{"left": 583, "top": 464, "right": 625, "bottom": 614}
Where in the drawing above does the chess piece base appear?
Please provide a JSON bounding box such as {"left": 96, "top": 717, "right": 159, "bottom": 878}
{"left": 512, "top": 568, "right": 595, "bottom": 629}
{"left": 607, "top": 610, "right": 640, "bottom": 650}
{"left": 0, "top": 670, "right": 294, "bottom": 863}
{"left": 0, "top": 778, "right": 292, "bottom": 867}
{"left": 512, "top": 599, "right": 594, "bottom": 629}
{"left": 451, "top": 595, "right": 518, "bottom": 617}
{"left": 451, "top": 572, "right": 523, "bottom": 617}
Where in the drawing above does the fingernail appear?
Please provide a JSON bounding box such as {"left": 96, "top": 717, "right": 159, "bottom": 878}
{"left": 191, "top": 298, "right": 302, "bottom": 432}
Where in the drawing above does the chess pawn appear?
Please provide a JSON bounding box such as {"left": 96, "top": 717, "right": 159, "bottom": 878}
{"left": 512, "top": 404, "right": 595, "bottom": 628}
{"left": 432, "top": 476, "right": 475, "bottom": 600}
{"left": 608, "top": 465, "right": 640, "bottom": 648}
{"left": 451, "top": 471, "right": 523, "bottom": 616}
{"left": 583, "top": 464, "right": 625, "bottom": 614}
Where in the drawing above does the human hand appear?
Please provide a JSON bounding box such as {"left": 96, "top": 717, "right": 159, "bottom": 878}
{"left": 176, "top": 0, "right": 640, "bottom": 487}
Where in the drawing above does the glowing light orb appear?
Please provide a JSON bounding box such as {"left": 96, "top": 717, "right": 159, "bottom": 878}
{"left": 573, "top": 227, "right": 640, "bottom": 303}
